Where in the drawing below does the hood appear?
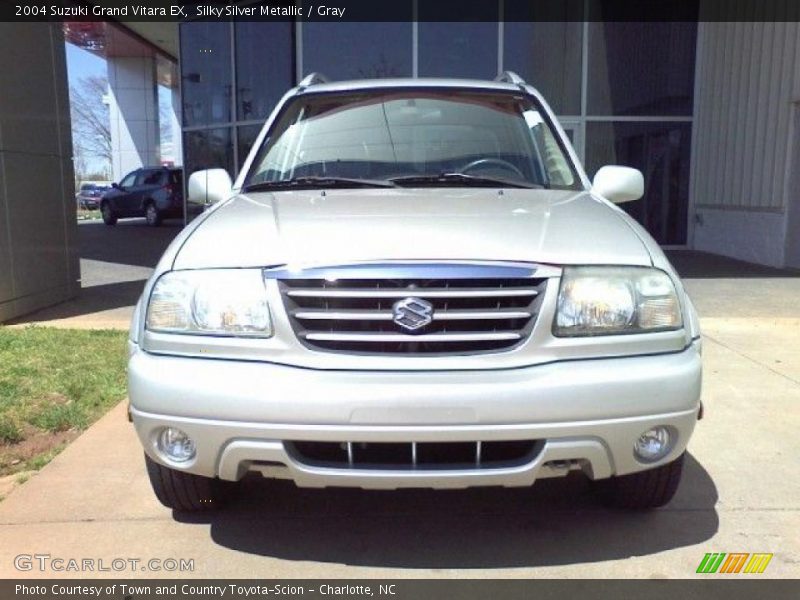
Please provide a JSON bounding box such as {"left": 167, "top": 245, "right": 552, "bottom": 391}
{"left": 172, "top": 188, "right": 652, "bottom": 270}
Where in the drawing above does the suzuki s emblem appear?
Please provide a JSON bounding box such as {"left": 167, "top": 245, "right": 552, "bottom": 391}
{"left": 392, "top": 297, "right": 434, "bottom": 331}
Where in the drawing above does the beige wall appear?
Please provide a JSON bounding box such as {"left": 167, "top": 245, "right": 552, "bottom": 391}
{"left": 690, "top": 21, "right": 800, "bottom": 267}
{"left": 0, "top": 23, "right": 79, "bottom": 322}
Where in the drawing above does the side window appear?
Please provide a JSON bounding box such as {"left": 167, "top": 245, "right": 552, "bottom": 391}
{"left": 119, "top": 171, "right": 138, "bottom": 188}
{"left": 524, "top": 109, "right": 575, "bottom": 188}
{"left": 141, "top": 170, "right": 165, "bottom": 185}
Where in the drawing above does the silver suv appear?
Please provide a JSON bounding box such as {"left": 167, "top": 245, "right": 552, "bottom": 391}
{"left": 128, "top": 73, "right": 702, "bottom": 511}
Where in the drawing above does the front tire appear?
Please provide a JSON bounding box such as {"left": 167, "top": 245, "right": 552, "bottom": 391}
{"left": 144, "top": 453, "right": 230, "bottom": 511}
{"left": 101, "top": 202, "right": 117, "bottom": 226}
{"left": 594, "top": 453, "right": 684, "bottom": 509}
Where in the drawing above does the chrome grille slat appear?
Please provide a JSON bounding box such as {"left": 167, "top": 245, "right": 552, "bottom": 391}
{"left": 294, "top": 310, "right": 394, "bottom": 321}
{"left": 286, "top": 288, "right": 539, "bottom": 299}
{"left": 279, "top": 267, "right": 547, "bottom": 355}
{"left": 293, "top": 309, "right": 533, "bottom": 321}
{"left": 302, "top": 332, "right": 522, "bottom": 342}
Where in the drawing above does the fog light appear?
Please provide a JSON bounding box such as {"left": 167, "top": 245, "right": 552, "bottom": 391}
{"left": 634, "top": 426, "right": 672, "bottom": 462}
{"left": 156, "top": 427, "right": 196, "bottom": 463}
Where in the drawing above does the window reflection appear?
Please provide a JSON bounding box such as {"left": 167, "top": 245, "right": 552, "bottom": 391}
{"left": 180, "top": 22, "right": 232, "bottom": 127}
{"left": 504, "top": 21, "right": 583, "bottom": 115}
{"left": 587, "top": 21, "right": 697, "bottom": 116}
{"left": 586, "top": 121, "right": 691, "bottom": 245}
{"left": 418, "top": 2, "right": 498, "bottom": 78}
{"left": 418, "top": 21, "right": 498, "bottom": 78}
{"left": 303, "top": 22, "right": 412, "bottom": 80}
{"left": 237, "top": 124, "right": 262, "bottom": 172}
{"left": 236, "top": 22, "right": 294, "bottom": 121}
{"left": 183, "top": 128, "right": 234, "bottom": 220}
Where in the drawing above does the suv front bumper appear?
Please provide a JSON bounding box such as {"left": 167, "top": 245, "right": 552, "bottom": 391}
{"left": 128, "top": 344, "right": 701, "bottom": 489}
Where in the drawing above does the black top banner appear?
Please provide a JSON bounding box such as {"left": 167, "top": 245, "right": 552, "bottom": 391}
{"left": 5, "top": 0, "right": 800, "bottom": 23}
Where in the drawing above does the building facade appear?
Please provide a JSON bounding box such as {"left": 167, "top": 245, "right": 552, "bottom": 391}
{"left": 178, "top": 16, "right": 697, "bottom": 247}
{"left": 177, "top": 11, "right": 800, "bottom": 269}
{"left": 691, "top": 21, "right": 800, "bottom": 268}
{"left": 3, "top": 9, "right": 800, "bottom": 323}
{"left": 0, "top": 23, "right": 80, "bottom": 322}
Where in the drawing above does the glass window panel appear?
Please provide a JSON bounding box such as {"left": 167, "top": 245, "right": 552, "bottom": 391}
{"left": 183, "top": 128, "right": 234, "bottom": 220}
{"left": 303, "top": 21, "right": 412, "bottom": 80}
{"left": 585, "top": 121, "right": 691, "bottom": 245}
{"left": 246, "top": 91, "right": 578, "bottom": 189}
{"left": 237, "top": 124, "right": 263, "bottom": 172}
{"left": 418, "top": 2, "right": 499, "bottom": 78}
{"left": 119, "top": 171, "right": 137, "bottom": 188}
{"left": 236, "top": 22, "right": 294, "bottom": 121}
{"left": 587, "top": 21, "right": 697, "bottom": 116}
{"left": 503, "top": 21, "right": 582, "bottom": 115}
{"left": 180, "top": 22, "right": 232, "bottom": 127}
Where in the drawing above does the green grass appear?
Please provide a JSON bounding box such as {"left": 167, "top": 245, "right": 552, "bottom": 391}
{"left": 76, "top": 208, "right": 101, "bottom": 221}
{"left": 0, "top": 326, "right": 128, "bottom": 476}
{"left": 0, "top": 420, "right": 22, "bottom": 444}
{"left": 27, "top": 442, "right": 70, "bottom": 471}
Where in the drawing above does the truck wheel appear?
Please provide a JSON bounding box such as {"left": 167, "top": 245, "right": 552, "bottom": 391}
{"left": 144, "top": 453, "right": 230, "bottom": 511}
{"left": 101, "top": 202, "right": 117, "bottom": 226}
{"left": 144, "top": 202, "right": 162, "bottom": 226}
{"left": 594, "top": 453, "right": 684, "bottom": 509}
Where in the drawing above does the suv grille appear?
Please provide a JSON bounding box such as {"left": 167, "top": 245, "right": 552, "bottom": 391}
{"left": 278, "top": 270, "right": 547, "bottom": 355}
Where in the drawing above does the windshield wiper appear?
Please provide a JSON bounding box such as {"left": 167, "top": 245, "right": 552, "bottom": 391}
{"left": 388, "top": 173, "right": 543, "bottom": 189}
{"left": 243, "top": 175, "right": 397, "bottom": 192}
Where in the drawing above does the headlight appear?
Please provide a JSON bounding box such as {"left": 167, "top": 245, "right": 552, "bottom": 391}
{"left": 554, "top": 266, "right": 682, "bottom": 336}
{"left": 146, "top": 269, "right": 272, "bottom": 337}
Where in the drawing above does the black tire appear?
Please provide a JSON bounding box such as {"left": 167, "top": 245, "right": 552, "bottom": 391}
{"left": 594, "top": 453, "right": 684, "bottom": 509}
{"left": 101, "top": 202, "right": 117, "bottom": 226}
{"left": 144, "top": 453, "right": 230, "bottom": 511}
{"left": 144, "top": 202, "right": 162, "bottom": 227}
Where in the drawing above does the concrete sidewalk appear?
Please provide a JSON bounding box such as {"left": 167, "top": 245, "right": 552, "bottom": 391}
{"left": 1, "top": 252, "right": 799, "bottom": 578}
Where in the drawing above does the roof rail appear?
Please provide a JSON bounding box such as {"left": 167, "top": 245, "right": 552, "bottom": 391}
{"left": 297, "top": 72, "right": 330, "bottom": 89}
{"left": 495, "top": 71, "right": 526, "bottom": 86}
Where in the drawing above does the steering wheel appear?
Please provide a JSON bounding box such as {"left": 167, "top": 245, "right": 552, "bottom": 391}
{"left": 459, "top": 158, "right": 526, "bottom": 179}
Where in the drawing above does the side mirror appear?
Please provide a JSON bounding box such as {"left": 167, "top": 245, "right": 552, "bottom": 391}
{"left": 112, "top": 182, "right": 121, "bottom": 190}
{"left": 592, "top": 166, "right": 644, "bottom": 204}
{"left": 188, "top": 168, "right": 233, "bottom": 206}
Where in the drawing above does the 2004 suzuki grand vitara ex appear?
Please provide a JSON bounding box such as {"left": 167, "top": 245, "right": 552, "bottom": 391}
{"left": 128, "top": 73, "right": 702, "bottom": 511}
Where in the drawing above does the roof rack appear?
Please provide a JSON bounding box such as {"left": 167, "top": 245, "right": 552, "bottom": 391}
{"left": 297, "top": 72, "right": 330, "bottom": 89}
{"left": 495, "top": 71, "right": 526, "bottom": 86}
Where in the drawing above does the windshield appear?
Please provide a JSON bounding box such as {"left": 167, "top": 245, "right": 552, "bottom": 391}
{"left": 244, "top": 90, "right": 580, "bottom": 190}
